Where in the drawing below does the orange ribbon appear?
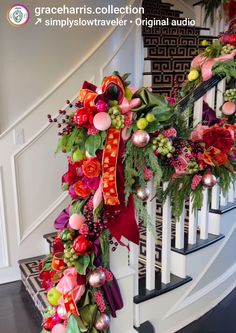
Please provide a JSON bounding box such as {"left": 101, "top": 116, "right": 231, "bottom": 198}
{"left": 63, "top": 290, "right": 80, "bottom": 316}
{"left": 51, "top": 253, "right": 66, "bottom": 271}
{"left": 102, "top": 128, "right": 121, "bottom": 206}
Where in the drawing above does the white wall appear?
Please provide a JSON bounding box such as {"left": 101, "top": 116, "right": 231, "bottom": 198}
{"left": 0, "top": 0, "right": 143, "bottom": 283}
{"left": 0, "top": 0, "right": 140, "bottom": 133}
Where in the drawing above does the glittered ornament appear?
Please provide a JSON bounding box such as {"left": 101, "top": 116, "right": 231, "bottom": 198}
{"left": 69, "top": 213, "right": 86, "bottom": 230}
{"left": 93, "top": 112, "right": 112, "bottom": 131}
{"left": 132, "top": 130, "right": 150, "bottom": 148}
{"left": 88, "top": 268, "right": 106, "bottom": 288}
{"left": 51, "top": 324, "right": 66, "bottom": 333}
{"left": 94, "top": 313, "right": 111, "bottom": 331}
{"left": 136, "top": 186, "right": 150, "bottom": 201}
{"left": 57, "top": 305, "right": 68, "bottom": 320}
{"left": 202, "top": 172, "right": 217, "bottom": 188}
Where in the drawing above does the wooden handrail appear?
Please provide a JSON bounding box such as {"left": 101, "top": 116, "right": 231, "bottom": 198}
{"left": 177, "top": 75, "right": 225, "bottom": 111}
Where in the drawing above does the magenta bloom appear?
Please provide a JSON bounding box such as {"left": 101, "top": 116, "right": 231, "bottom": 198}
{"left": 83, "top": 176, "right": 100, "bottom": 190}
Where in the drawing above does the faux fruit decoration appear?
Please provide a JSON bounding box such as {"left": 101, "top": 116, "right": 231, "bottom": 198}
{"left": 219, "top": 18, "right": 236, "bottom": 46}
{"left": 188, "top": 69, "right": 200, "bottom": 82}
{"left": 47, "top": 287, "right": 62, "bottom": 306}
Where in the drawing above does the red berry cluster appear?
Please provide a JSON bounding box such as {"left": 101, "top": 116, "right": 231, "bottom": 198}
{"left": 83, "top": 201, "right": 108, "bottom": 240}
{"left": 47, "top": 100, "right": 78, "bottom": 136}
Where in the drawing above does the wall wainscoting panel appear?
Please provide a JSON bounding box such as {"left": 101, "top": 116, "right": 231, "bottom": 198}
{"left": 0, "top": 166, "right": 9, "bottom": 268}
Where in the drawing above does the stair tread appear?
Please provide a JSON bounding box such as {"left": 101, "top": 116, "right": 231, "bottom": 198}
{"left": 134, "top": 272, "right": 192, "bottom": 304}
{"left": 19, "top": 256, "right": 48, "bottom": 316}
{"left": 171, "top": 233, "right": 225, "bottom": 255}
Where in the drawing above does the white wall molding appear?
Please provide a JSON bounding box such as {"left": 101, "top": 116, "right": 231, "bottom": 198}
{"left": 19, "top": 192, "right": 67, "bottom": 244}
{"left": 0, "top": 0, "right": 137, "bottom": 140}
{"left": 11, "top": 136, "right": 68, "bottom": 244}
{"left": 0, "top": 166, "right": 9, "bottom": 268}
{"left": 100, "top": 22, "right": 136, "bottom": 81}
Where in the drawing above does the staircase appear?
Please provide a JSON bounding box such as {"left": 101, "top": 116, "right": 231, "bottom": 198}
{"left": 17, "top": 2, "right": 236, "bottom": 333}
{"left": 142, "top": 0, "right": 217, "bottom": 96}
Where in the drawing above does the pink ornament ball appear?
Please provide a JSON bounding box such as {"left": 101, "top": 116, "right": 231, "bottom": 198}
{"left": 52, "top": 324, "right": 66, "bottom": 333}
{"left": 93, "top": 112, "right": 111, "bottom": 131}
{"left": 222, "top": 102, "right": 236, "bottom": 115}
{"left": 69, "top": 213, "right": 86, "bottom": 230}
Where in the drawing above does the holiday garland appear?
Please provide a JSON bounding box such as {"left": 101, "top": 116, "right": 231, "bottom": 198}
{"left": 40, "top": 28, "right": 236, "bottom": 333}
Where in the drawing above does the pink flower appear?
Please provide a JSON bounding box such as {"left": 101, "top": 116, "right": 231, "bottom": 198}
{"left": 144, "top": 166, "right": 153, "bottom": 181}
{"left": 191, "top": 175, "right": 202, "bottom": 190}
{"left": 166, "top": 97, "right": 176, "bottom": 105}
{"left": 190, "top": 125, "right": 208, "bottom": 142}
{"left": 80, "top": 224, "right": 89, "bottom": 236}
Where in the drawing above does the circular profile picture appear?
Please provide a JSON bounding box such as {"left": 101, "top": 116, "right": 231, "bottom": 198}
{"left": 7, "top": 4, "right": 30, "bottom": 27}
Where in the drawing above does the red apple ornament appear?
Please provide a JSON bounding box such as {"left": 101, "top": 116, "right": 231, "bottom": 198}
{"left": 73, "top": 235, "right": 94, "bottom": 255}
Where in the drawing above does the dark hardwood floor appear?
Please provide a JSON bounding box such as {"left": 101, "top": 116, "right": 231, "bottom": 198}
{"left": 1, "top": 281, "right": 236, "bottom": 332}
{"left": 0, "top": 281, "right": 41, "bottom": 333}
{"left": 177, "top": 287, "right": 236, "bottom": 333}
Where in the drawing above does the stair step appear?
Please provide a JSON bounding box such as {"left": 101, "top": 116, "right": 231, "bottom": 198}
{"left": 43, "top": 232, "right": 57, "bottom": 252}
{"left": 19, "top": 255, "right": 48, "bottom": 316}
{"left": 134, "top": 271, "right": 192, "bottom": 304}
{"left": 146, "top": 46, "right": 199, "bottom": 59}
{"left": 143, "top": 35, "right": 217, "bottom": 47}
{"left": 134, "top": 321, "right": 155, "bottom": 333}
{"left": 142, "top": 26, "right": 210, "bottom": 36}
{"left": 142, "top": 0, "right": 174, "bottom": 8}
{"left": 171, "top": 233, "right": 225, "bottom": 255}
{"left": 210, "top": 201, "right": 236, "bottom": 215}
{"left": 143, "top": 58, "right": 191, "bottom": 72}
{"left": 143, "top": 9, "right": 184, "bottom": 18}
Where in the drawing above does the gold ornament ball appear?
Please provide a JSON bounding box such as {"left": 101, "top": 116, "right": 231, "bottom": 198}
{"left": 132, "top": 130, "right": 150, "bottom": 148}
{"left": 88, "top": 268, "right": 106, "bottom": 288}
{"left": 202, "top": 173, "right": 217, "bottom": 188}
{"left": 94, "top": 313, "right": 111, "bottom": 331}
{"left": 136, "top": 186, "right": 150, "bottom": 201}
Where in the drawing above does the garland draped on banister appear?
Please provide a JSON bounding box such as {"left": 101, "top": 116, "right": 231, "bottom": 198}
{"left": 40, "top": 25, "right": 236, "bottom": 333}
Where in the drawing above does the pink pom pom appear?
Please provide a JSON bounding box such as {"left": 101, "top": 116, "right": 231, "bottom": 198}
{"left": 69, "top": 214, "right": 86, "bottom": 230}
{"left": 222, "top": 102, "right": 236, "bottom": 115}
{"left": 93, "top": 112, "right": 111, "bottom": 131}
{"left": 52, "top": 324, "right": 66, "bottom": 333}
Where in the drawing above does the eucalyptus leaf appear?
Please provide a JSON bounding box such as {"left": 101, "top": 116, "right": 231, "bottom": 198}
{"left": 67, "top": 314, "right": 81, "bottom": 333}
{"left": 85, "top": 134, "right": 101, "bottom": 156}
{"left": 74, "top": 255, "right": 90, "bottom": 275}
{"left": 70, "top": 199, "right": 87, "bottom": 215}
{"left": 67, "top": 128, "right": 80, "bottom": 152}
{"left": 152, "top": 106, "right": 174, "bottom": 122}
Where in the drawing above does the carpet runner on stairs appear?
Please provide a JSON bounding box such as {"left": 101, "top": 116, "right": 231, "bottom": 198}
{"left": 142, "top": 0, "right": 218, "bottom": 96}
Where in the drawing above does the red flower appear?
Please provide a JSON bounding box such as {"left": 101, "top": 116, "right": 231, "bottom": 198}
{"left": 82, "top": 158, "right": 101, "bottom": 178}
{"left": 74, "top": 180, "right": 91, "bottom": 198}
{"left": 202, "top": 126, "right": 234, "bottom": 154}
{"left": 62, "top": 162, "right": 83, "bottom": 186}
